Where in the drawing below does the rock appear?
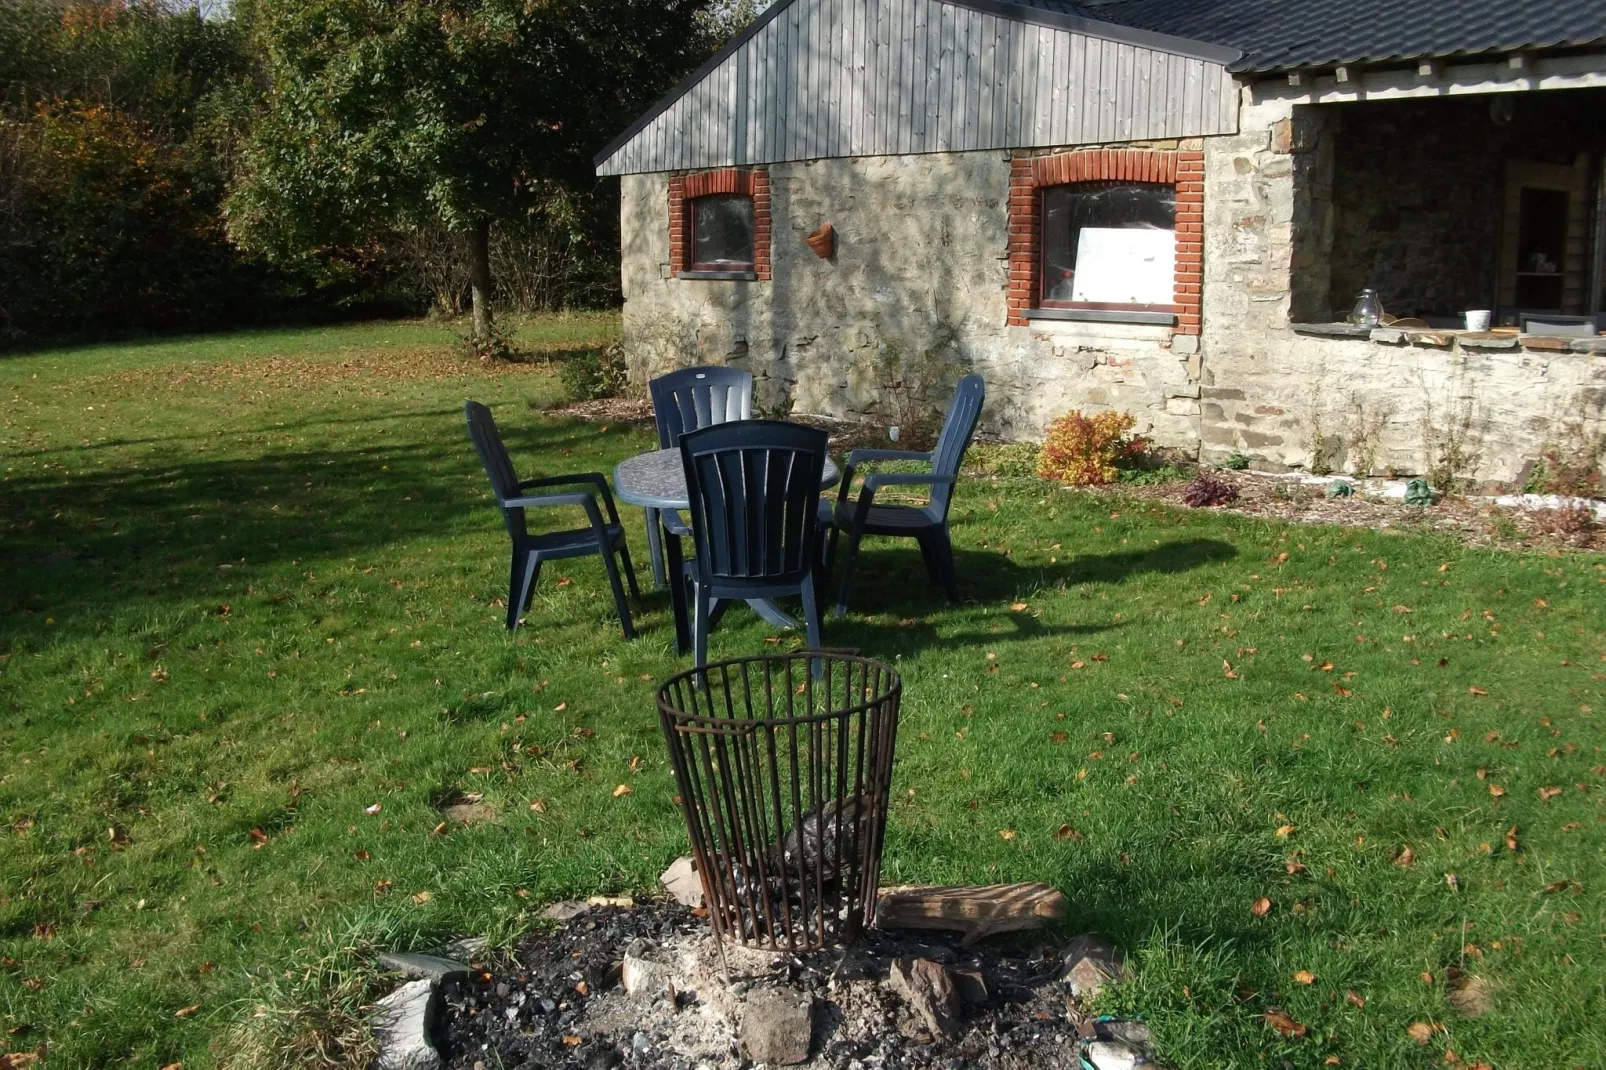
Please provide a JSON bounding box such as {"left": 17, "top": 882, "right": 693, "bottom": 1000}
{"left": 660, "top": 856, "right": 705, "bottom": 908}
{"left": 541, "top": 900, "right": 590, "bottom": 922}
{"left": 439, "top": 935, "right": 488, "bottom": 960}
{"left": 586, "top": 895, "right": 635, "bottom": 908}
{"left": 949, "top": 968, "right": 988, "bottom": 1005}
{"left": 1096, "top": 1018, "right": 1152, "bottom": 1048}
{"left": 377, "top": 952, "right": 470, "bottom": 983}
{"left": 1061, "top": 935, "right": 1124, "bottom": 1000}
{"left": 1085, "top": 1039, "right": 1141, "bottom": 1070}
{"left": 621, "top": 954, "right": 676, "bottom": 997}
{"left": 887, "top": 958, "right": 963, "bottom": 1040}
{"left": 739, "top": 988, "right": 813, "bottom": 1065}
{"left": 372, "top": 979, "right": 440, "bottom": 1070}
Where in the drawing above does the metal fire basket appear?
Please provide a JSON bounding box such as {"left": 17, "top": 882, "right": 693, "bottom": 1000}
{"left": 657, "top": 652, "right": 902, "bottom": 952}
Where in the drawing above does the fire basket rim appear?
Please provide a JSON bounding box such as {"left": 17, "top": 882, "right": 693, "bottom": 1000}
{"left": 655, "top": 650, "right": 903, "bottom": 730}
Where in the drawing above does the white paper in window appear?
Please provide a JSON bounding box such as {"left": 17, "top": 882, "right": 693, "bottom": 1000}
{"left": 1070, "top": 227, "right": 1175, "bottom": 304}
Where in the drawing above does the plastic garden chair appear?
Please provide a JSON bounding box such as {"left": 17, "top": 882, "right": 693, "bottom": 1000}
{"left": 644, "top": 366, "right": 754, "bottom": 587}
{"left": 464, "top": 401, "right": 639, "bottom": 637}
{"left": 675, "top": 420, "right": 829, "bottom": 671}
{"left": 823, "top": 374, "right": 985, "bottom": 616}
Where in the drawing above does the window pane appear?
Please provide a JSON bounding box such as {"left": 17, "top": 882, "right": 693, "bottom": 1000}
{"left": 691, "top": 194, "right": 755, "bottom": 269}
{"left": 1042, "top": 182, "right": 1176, "bottom": 305}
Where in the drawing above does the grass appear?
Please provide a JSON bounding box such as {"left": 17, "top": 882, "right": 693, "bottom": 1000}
{"left": 1, "top": 316, "right": 1603, "bottom": 1070}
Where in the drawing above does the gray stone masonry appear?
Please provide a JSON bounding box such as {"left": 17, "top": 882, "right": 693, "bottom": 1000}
{"left": 620, "top": 148, "right": 1205, "bottom": 451}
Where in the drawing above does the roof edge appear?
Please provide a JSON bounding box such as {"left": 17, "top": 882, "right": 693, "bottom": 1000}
{"left": 1235, "top": 37, "right": 1606, "bottom": 75}
{"left": 594, "top": 0, "right": 1242, "bottom": 174}
{"left": 943, "top": 0, "right": 1242, "bottom": 66}
{"left": 594, "top": 0, "right": 801, "bottom": 173}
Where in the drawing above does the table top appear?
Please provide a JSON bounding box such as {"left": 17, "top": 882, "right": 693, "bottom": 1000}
{"left": 613, "top": 448, "right": 841, "bottom": 510}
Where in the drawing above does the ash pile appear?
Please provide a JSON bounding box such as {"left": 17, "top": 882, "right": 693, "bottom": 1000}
{"left": 430, "top": 894, "right": 1158, "bottom": 1070}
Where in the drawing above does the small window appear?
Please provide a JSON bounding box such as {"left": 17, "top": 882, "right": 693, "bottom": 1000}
{"left": 689, "top": 193, "right": 755, "bottom": 272}
{"left": 1041, "top": 182, "right": 1177, "bottom": 307}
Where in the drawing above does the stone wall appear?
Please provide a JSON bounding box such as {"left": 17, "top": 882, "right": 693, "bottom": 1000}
{"left": 1199, "top": 91, "right": 1606, "bottom": 487}
{"left": 619, "top": 149, "right": 1203, "bottom": 447}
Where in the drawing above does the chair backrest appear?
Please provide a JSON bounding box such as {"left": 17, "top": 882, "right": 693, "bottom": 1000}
{"left": 464, "top": 401, "right": 526, "bottom": 537}
{"left": 679, "top": 420, "right": 828, "bottom": 590}
{"left": 928, "top": 374, "right": 986, "bottom": 517}
{"left": 650, "top": 366, "right": 754, "bottom": 448}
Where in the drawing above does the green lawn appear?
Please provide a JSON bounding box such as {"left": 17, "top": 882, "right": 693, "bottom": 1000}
{"left": 2, "top": 317, "right": 1603, "bottom": 1070}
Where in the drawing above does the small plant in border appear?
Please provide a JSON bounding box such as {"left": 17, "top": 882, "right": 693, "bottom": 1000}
{"left": 1182, "top": 472, "right": 1239, "bottom": 507}
{"left": 559, "top": 342, "right": 629, "bottom": 401}
{"left": 1036, "top": 410, "right": 1148, "bottom": 486}
{"left": 1221, "top": 452, "right": 1251, "bottom": 470}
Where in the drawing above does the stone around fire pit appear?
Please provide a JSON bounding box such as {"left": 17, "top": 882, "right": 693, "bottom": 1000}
{"left": 739, "top": 988, "right": 813, "bottom": 1065}
{"left": 886, "top": 958, "right": 962, "bottom": 1040}
{"left": 373, "top": 978, "right": 441, "bottom": 1070}
{"left": 659, "top": 856, "right": 704, "bottom": 908}
{"left": 1062, "top": 934, "right": 1125, "bottom": 1000}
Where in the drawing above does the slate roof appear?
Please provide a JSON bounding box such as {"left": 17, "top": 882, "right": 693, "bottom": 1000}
{"left": 1006, "top": 0, "right": 1606, "bottom": 72}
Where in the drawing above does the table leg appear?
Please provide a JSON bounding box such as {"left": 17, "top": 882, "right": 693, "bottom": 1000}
{"left": 664, "top": 531, "right": 691, "bottom": 655}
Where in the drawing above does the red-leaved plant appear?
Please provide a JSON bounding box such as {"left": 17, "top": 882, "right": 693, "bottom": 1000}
{"left": 1036, "top": 410, "right": 1148, "bottom": 485}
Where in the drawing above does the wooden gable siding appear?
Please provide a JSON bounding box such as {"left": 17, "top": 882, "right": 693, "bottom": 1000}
{"left": 596, "top": 0, "right": 1238, "bottom": 176}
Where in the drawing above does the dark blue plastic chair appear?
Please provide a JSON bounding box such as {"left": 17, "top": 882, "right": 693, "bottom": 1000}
{"left": 823, "top": 374, "right": 985, "bottom": 616}
{"left": 675, "top": 420, "right": 829, "bottom": 671}
{"left": 465, "top": 401, "right": 639, "bottom": 637}
{"left": 644, "top": 366, "right": 754, "bottom": 587}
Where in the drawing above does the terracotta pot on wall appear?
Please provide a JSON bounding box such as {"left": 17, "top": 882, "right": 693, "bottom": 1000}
{"left": 805, "top": 223, "right": 834, "bottom": 259}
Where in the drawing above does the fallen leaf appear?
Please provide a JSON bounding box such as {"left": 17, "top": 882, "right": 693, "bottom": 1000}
{"left": 1505, "top": 825, "right": 1518, "bottom": 851}
{"left": 1406, "top": 1022, "right": 1437, "bottom": 1044}
{"left": 1054, "top": 824, "right": 1083, "bottom": 842}
{"left": 411, "top": 890, "right": 432, "bottom": 905}
{"left": 1275, "top": 824, "right": 1296, "bottom": 839}
{"left": 1010, "top": 602, "right": 1028, "bottom": 612}
{"left": 1293, "top": 969, "right": 1316, "bottom": 985}
{"left": 998, "top": 829, "right": 1017, "bottom": 841}
{"left": 554, "top": 702, "right": 568, "bottom": 712}
{"left": 174, "top": 1005, "right": 201, "bottom": 1019}
{"left": 1488, "top": 784, "right": 1506, "bottom": 798}
{"left": 354, "top": 849, "right": 371, "bottom": 862}
{"left": 364, "top": 803, "right": 382, "bottom": 815}
{"left": 612, "top": 784, "right": 632, "bottom": 798}
{"left": 562, "top": 1035, "right": 581, "bottom": 1047}
{"left": 248, "top": 827, "right": 270, "bottom": 849}
{"left": 430, "top": 821, "right": 447, "bottom": 836}
{"left": 1345, "top": 990, "right": 1365, "bottom": 1008}
{"left": 1320, "top": 661, "right": 1334, "bottom": 672}
{"left": 1468, "top": 687, "right": 1488, "bottom": 696}
{"left": 530, "top": 799, "right": 547, "bottom": 813}
{"left": 1537, "top": 786, "right": 1562, "bottom": 801}
{"left": 1252, "top": 896, "right": 1272, "bottom": 917}
{"left": 1393, "top": 845, "right": 1416, "bottom": 867}
{"left": 1264, "top": 1010, "right": 1307, "bottom": 1037}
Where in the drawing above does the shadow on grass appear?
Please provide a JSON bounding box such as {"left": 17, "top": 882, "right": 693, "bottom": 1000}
{"left": 0, "top": 410, "right": 648, "bottom": 644}
{"left": 699, "top": 538, "right": 1238, "bottom": 657}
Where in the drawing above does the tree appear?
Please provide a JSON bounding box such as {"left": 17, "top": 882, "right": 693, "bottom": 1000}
{"left": 229, "top": 0, "right": 716, "bottom": 341}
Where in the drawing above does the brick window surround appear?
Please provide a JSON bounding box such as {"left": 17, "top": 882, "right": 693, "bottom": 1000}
{"left": 1007, "top": 148, "right": 1203, "bottom": 332}
{"left": 668, "top": 168, "right": 772, "bottom": 280}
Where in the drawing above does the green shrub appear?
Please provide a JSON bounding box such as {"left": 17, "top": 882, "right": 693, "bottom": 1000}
{"left": 559, "top": 342, "right": 628, "bottom": 400}
{"left": 966, "top": 441, "right": 1042, "bottom": 479}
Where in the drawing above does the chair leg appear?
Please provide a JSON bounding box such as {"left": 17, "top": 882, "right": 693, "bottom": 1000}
{"left": 598, "top": 541, "right": 636, "bottom": 641}
{"left": 916, "top": 532, "right": 943, "bottom": 585}
{"left": 692, "top": 580, "right": 711, "bottom": 673}
{"left": 800, "top": 573, "right": 825, "bottom": 678}
{"left": 824, "top": 520, "right": 842, "bottom": 574}
{"left": 833, "top": 528, "right": 864, "bottom": 618}
{"left": 617, "top": 537, "right": 642, "bottom": 600}
{"left": 665, "top": 532, "right": 691, "bottom": 655}
{"left": 931, "top": 526, "right": 960, "bottom": 602}
{"left": 508, "top": 549, "right": 540, "bottom": 631}
{"left": 644, "top": 508, "right": 665, "bottom": 588}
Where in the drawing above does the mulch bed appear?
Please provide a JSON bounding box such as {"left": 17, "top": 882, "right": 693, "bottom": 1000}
{"left": 436, "top": 902, "right": 1093, "bottom": 1070}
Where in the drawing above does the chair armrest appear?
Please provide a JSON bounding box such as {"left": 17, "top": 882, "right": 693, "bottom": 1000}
{"left": 517, "top": 472, "right": 622, "bottom": 523}
{"left": 862, "top": 472, "right": 954, "bottom": 492}
{"left": 845, "top": 448, "right": 932, "bottom": 466}
{"left": 504, "top": 490, "right": 611, "bottom": 536}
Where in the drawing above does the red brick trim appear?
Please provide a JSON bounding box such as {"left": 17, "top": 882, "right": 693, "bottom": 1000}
{"left": 667, "top": 168, "right": 771, "bottom": 280}
{"left": 1007, "top": 148, "right": 1204, "bottom": 334}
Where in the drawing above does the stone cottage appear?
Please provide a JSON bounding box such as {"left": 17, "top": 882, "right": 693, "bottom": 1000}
{"left": 595, "top": 0, "right": 1606, "bottom": 487}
